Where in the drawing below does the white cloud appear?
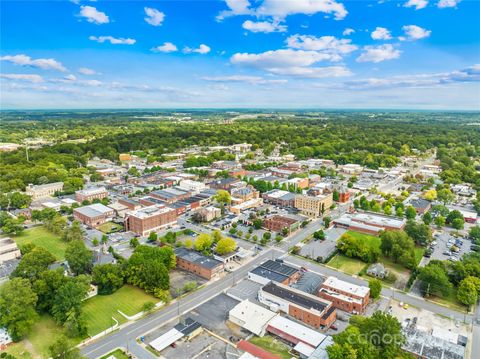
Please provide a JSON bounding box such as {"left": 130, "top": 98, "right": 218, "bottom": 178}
{"left": 286, "top": 35, "right": 357, "bottom": 56}
{"left": 202, "top": 75, "right": 287, "bottom": 85}
{"left": 151, "top": 42, "right": 178, "bottom": 53}
{"left": 78, "top": 67, "right": 97, "bottom": 75}
{"left": 437, "top": 0, "right": 461, "bottom": 8}
{"left": 89, "top": 36, "right": 136, "bottom": 45}
{"left": 401, "top": 25, "right": 431, "bottom": 40}
{"left": 267, "top": 66, "right": 352, "bottom": 78}
{"left": 242, "top": 20, "right": 287, "bottom": 33}
{"left": 217, "top": 0, "right": 347, "bottom": 21}
{"left": 404, "top": 0, "right": 428, "bottom": 10}
{"left": 1, "top": 54, "right": 67, "bottom": 72}
{"left": 0, "top": 73, "right": 44, "bottom": 83}
{"left": 343, "top": 28, "right": 355, "bottom": 36}
{"left": 79, "top": 5, "right": 109, "bottom": 24}
{"left": 183, "top": 44, "right": 211, "bottom": 54}
{"left": 356, "top": 44, "right": 401, "bottom": 63}
{"left": 343, "top": 64, "right": 480, "bottom": 89}
{"left": 217, "top": 0, "right": 252, "bottom": 20}
{"left": 371, "top": 27, "right": 392, "bottom": 40}
{"left": 230, "top": 48, "right": 351, "bottom": 78}
{"left": 144, "top": 7, "right": 165, "bottom": 26}
{"left": 256, "top": 0, "right": 348, "bottom": 20}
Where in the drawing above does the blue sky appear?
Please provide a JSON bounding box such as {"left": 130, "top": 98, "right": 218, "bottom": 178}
{"left": 1, "top": 0, "right": 479, "bottom": 109}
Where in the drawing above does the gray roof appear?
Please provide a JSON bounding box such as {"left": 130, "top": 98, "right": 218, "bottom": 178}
{"left": 174, "top": 247, "right": 223, "bottom": 270}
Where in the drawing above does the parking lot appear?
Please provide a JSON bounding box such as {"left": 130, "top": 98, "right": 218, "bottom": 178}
{"left": 429, "top": 230, "right": 472, "bottom": 263}
{"left": 299, "top": 227, "right": 345, "bottom": 261}
{"left": 226, "top": 279, "right": 262, "bottom": 302}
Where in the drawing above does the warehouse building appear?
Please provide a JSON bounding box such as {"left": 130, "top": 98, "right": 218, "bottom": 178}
{"left": 228, "top": 299, "right": 279, "bottom": 336}
{"left": 73, "top": 203, "right": 115, "bottom": 227}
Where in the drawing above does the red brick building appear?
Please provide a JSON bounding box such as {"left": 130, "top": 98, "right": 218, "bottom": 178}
{"left": 125, "top": 205, "right": 177, "bottom": 236}
{"left": 262, "top": 215, "right": 299, "bottom": 234}
{"left": 318, "top": 276, "right": 370, "bottom": 314}
{"left": 73, "top": 203, "right": 114, "bottom": 227}
{"left": 174, "top": 247, "right": 224, "bottom": 280}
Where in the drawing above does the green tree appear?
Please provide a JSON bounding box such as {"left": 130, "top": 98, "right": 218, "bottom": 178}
{"left": 215, "top": 237, "right": 236, "bottom": 255}
{"left": 194, "top": 233, "right": 213, "bottom": 252}
{"left": 214, "top": 190, "right": 231, "bottom": 205}
{"left": 469, "top": 226, "right": 480, "bottom": 242}
{"left": 437, "top": 188, "right": 455, "bottom": 204}
{"left": 1, "top": 217, "right": 25, "bottom": 235}
{"left": 422, "top": 211, "right": 433, "bottom": 225}
{"left": 435, "top": 215, "right": 446, "bottom": 228}
{"left": 324, "top": 216, "right": 332, "bottom": 228}
{"left": 65, "top": 240, "right": 93, "bottom": 275}
{"left": 92, "top": 264, "right": 124, "bottom": 295}
{"left": 405, "top": 205, "right": 417, "bottom": 220}
{"left": 0, "top": 278, "right": 38, "bottom": 341}
{"left": 405, "top": 220, "right": 432, "bottom": 246}
{"left": 62, "top": 220, "right": 84, "bottom": 242}
{"left": 12, "top": 247, "right": 56, "bottom": 282}
{"left": 9, "top": 192, "right": 32, "bottom": 209}
{"left": 457, "top": 276, "right": 480, "bottom": 307}
{"left": 369, "top": 279, "right": 382, "bottom": 299}
{"left": 51, "top": 277, "right": 90, "bottom": 325}
{"left": 48, "top": 334, "right": 84, "bottom": 359}
{"left": 148, "top": 232, "right": 158, "bottom": 242}
{"left": 252, "top": 218, "right": 263, "bottom": 229}
{"left": 418, "top": 262, "right": 452, "bottom": 297}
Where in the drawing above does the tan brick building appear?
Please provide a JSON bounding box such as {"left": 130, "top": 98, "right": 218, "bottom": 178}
{"left": 125, "top": 205, "right": 177, "bottom": 236}
{"left": 294, "top": 193, "right": 333, "bottom": 217}
{"left": 26, "top": 182, "right": 64, "bottom": 200}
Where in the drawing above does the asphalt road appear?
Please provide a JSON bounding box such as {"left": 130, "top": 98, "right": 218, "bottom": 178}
{"left": 80, "top": 248, "right": 279, "bottom": 359}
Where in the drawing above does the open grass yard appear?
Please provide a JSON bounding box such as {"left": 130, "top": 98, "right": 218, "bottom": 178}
{"left": 328, "top": 254, "right": 368, "bottom": 275}
{"left": 2, "top": 342, "right": 32, "bottom": 359}
{"left": 100, "top": 349, "right": 130, "bottom": 359}
{"left": 12, "top": 226, "right": 66, "bottom": 260}
{"left": 428, "top": 288, "right": 467, "bottom": 313}
{"left": 82, "top": 285, "right": 158, "bottom": 336}
{"left": 344, "top": 230, "right": 381, "bottom": 248}
{"left": 97, "top": 222, "right": 123, "bottom": 234}
{"left": 249, "top": 335, "right": 292, "bottom": 359}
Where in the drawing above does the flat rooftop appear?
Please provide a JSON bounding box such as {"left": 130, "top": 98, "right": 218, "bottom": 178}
{"left": 74, "top": 203, "right": 112, "bottom": 218}
{"left": 127, "top": 205, "right": 175, "bottom": 219}
{"left": 258, "top": 259, "right": 299, "bottom": 277}
{"left": 322, "top": 276, "right": 370, "bottom": 298}
{"left": 174, "top": 247, "right": 223, "bottom": 270}
{"left": 262, "top": 281, "right": 330, "bottom": 313}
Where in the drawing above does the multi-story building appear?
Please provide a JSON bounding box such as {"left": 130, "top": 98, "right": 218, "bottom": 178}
{"left": 259, "top": 282, "right": 336, "bottom": 329}
{"left": 230, "top": 197, "right": 263, "bottom": 215}
{"left": 150, "top": 188, "right": 190, "bottom": 204}
{"left": 262, "top": 189, "right": 296, "bottom": 208}
{"left": 286, "top": 177, "right": 309, "bottom": 190}
{"left": 26, "top": 182, "right": 64, "bottom": 200}
{"left": 294, "top": 193, "right": 333, "bottom": 217}
{"left": 73, "top": 203, "right": 115, "bottom": 227}
{"left": 125, "top": 205, "right": 177, "bottom": 236}
{"left": 178, "top": 180, "right": 206, "bottom": 195}
{"left": 231, "top": 185, "right": 260, "bottom": 204}
{"left": 118, "top": 198, "right": 143, "bottom": 211}
{"left": 209, "top": 177, "right": 240, "bottom": 191}
{"left": 0, "top": 238, "right": 21, "bottom": 263}
{"left": 174, "top": 247, "right": 224, "bottom": 280}
{"left": 75, "top": 187, "right": 109, "bottom": 203}
{"left": 318, "top": 276, "right": 370, "bottom": 314}
{"left": 333, "top": 212, "right": 406, "bottom": 235}
{"left": 263, "top": 215, "right": 299, "bottom": 234}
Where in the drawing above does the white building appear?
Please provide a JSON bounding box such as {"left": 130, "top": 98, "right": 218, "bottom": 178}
{"left": 228, "top": 299, "right": 278, "bottom": 336}
{"left": 178, "top": 179, "right": 206, "bottom": 195}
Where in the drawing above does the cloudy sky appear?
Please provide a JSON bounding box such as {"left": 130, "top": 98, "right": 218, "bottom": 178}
{"left": 1, "top": 0, "right": 479, "bottom": 110}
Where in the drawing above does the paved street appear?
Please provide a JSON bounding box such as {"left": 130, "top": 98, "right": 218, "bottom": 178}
{"left": 80, "top": 248, "right": 279, "bottom": 359}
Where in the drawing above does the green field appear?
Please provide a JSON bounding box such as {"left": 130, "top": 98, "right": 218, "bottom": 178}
{"left": 12, "top": 226, "right": 67, "bottom": 260}
{"left": 2, "top": 342, "right": 32, "bottom": 359}
{"left": 82, "top": 285, "right": 158, "bottom": 336}
{"left": 100, "top": 349, "right": 130, "bottom": 359}
{"left": 344, "top": 230, "right": 381, "bottom": 248}
{"left": 27, "top": 315, "right": 74, "bottom": 358}
{"left": 328, "top": 254, "right": 368, "bottom": 275}
{"left": 249, "top": 335, "right": 292, "bottom": 359}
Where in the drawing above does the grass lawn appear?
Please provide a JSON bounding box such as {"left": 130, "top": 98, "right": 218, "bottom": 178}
{"left": 249, "top": 335, "right": 292, "bottom": 359}
{"left": 82, "top": 285, "right": 157, "bottom": 336}
{"left": 327, "top": 254, "right": 368, "bottom": 275}
{"left": 2, "top": 342, "right": 32, "bottom": 359}
{"left": 100, "top": 349, "right": 129, "bottom": 359}
{"left": 429, "top": 288, "right": 467, "bottom": 312}
{"left": 344, "top": 230, "right": 381, "bottom": 249}
{"left": 12, "top": 226, "right": 66, "bottom": 260}
{"left": 27, "top": 315, "right": 78, "bottom": 358}
{"left": 97, "top": 222, "right": 123, "bottom": 234}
